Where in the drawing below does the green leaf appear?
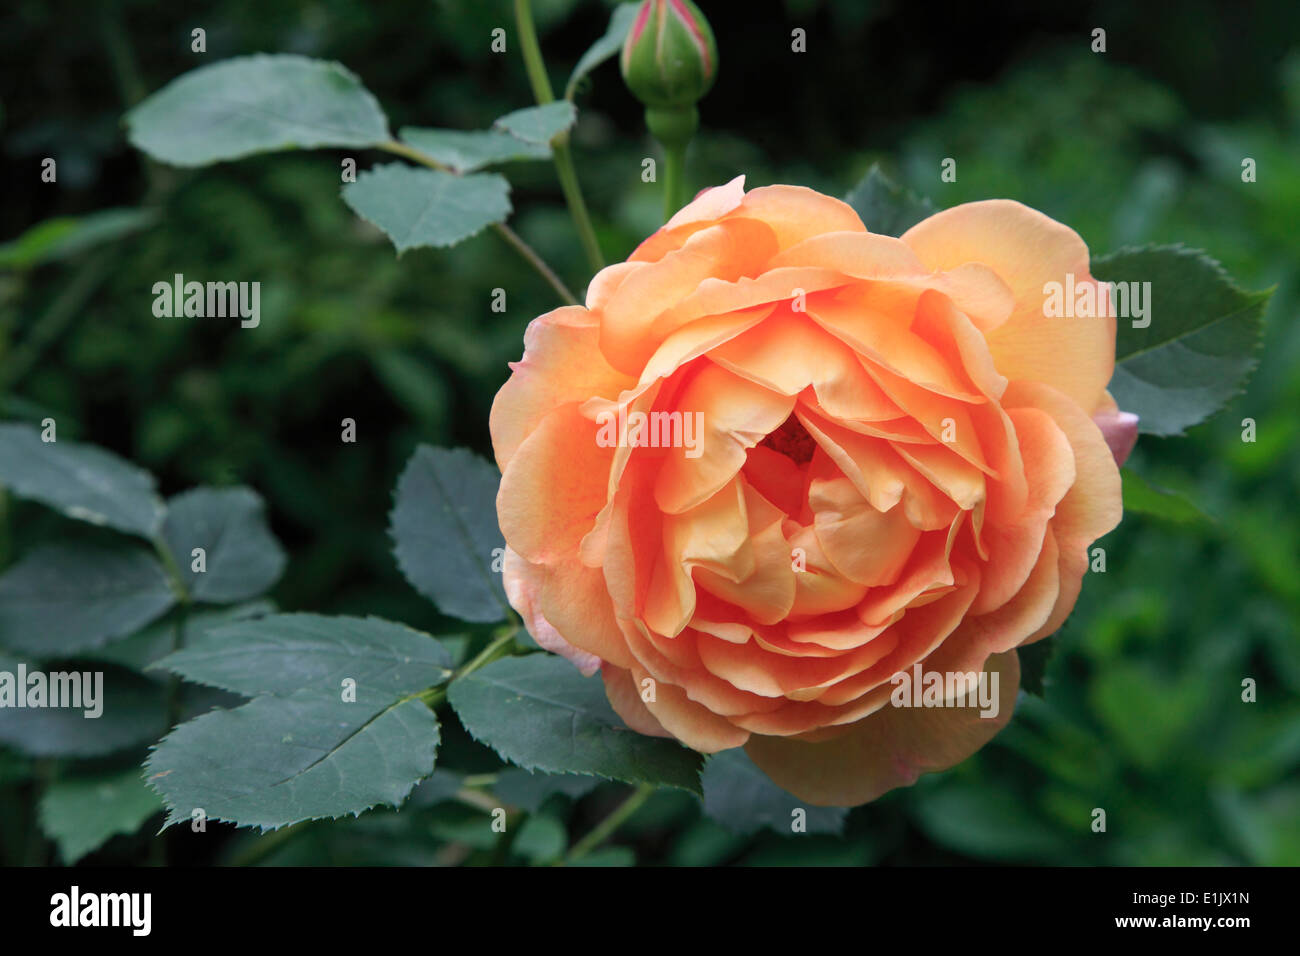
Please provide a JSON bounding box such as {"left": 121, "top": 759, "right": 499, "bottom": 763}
{"left": 448, "top": 654, "right": 704, "bottom": 793}
{"left": 154, "top": 613, "right": 453, "bottom": 699}
{"left": 565, "top": 3, "right": 641, "bottom": 99}
{"left": 126, "top": 54, "right": 389, "bottom": 167}
{"left": 86, "top": 600, "right": 274, "bottom": 673}
{"left": 397, "top": 126, "right": 549, "bottom": 173}
{"left": 667, "top": 819, "right": 750, "bottom": 865}
{"left": 494, "top": 101, "right": 577, "bottom": 144}
{"left": 232, "top": 811, "right": 446, "bottom": 865}
{"left": 495, "top": 768, "right": 600, "bottom": 811}
{"left": 1088, "top": 662, "right": 1204, "bottom": 770}
{"left": 1121, "top": 468, "right": 1212, "bottom": 524}
{"left": 701, "top": 748, "right": 847, "bottom": 836}
{"left": 911, "top": 781, "right": 1070, "bottom": 861}
{"left": 162, "top": 487, "right": 286, "bottom": 603}
{"left": 389, "top": 445, "right": 509, "bottom": 623}
{"left": 1212, "top": 784, "right": 1300, "bottom": 867}
{"left": 429, "top": 805, "right": 501, "bottom": 850}
{"left": 844, "top": 164, "right": 936, "bottom": 237}
{"left": 0, "top": 208, "right": 156, "bottom": 271}
{"left": 512, "top": 814, "right": 567, "bottom": 864}
{"left": 0, "top": 542, "right": 175, "bottom": 656}
{"left": 39, "top": 769, "right": 163, "bottom": 863}
{"left": 341, "top": 164, "right": 510, "bottom": 253}
{"left": 1092, "top": 245, "right": 1271, "bottom": 436}
{"left": 146, "top": 688, "right": 439, "bottom": 830}
{"left": 0, "top": 663, "right": 168, "bottom": 758}
{"left": 405, "top": 768, "right": 466, "bottom": 808}
{"left": 146, "top": 613, "right": 450, "bottom": 829}
{"left": 0, "top": 423, "right": 165, "bottom": 538}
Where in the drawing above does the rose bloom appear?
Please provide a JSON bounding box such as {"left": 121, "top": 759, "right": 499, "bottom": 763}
{"left": 492, "top": 177, "right": 1129, "bottom": 805}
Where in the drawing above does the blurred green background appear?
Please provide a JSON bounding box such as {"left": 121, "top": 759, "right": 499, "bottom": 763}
{"left": 1, "top": 0, "right": 1297, "bottom": 865}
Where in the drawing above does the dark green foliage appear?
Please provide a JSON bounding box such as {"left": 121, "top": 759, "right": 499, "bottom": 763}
{"left": 0, "top": 0, "right": 1296, "bottom": 867}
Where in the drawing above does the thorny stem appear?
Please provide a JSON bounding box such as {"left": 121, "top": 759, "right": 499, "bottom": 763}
{"left": 513, "top": 0, "right": 605, "bottom": 274}
{"left": 378, "top": 140, "right": 579, "bottom": 306}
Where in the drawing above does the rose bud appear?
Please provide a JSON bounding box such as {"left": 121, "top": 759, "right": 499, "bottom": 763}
{"left": 620, "top": 0, "right": 718, "bottom": 148}
{"left": 621, "top": 0, "right": 718, "bottom": 110}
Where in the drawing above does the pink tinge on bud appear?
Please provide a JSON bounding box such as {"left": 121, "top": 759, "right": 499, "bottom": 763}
{"left": 625, "top": 2, "right": 651, "bottom": 53}
{"left": 502, "top": 547, "right": 602, "bottom": 676}
{"left": 668, "top": 0, "right": 713, "bottom": 75}
{"left": 1093, "top": 406, "right": 1140, "bottom": 467}
{"left": 623, "top": 0, "right": 714, "bottom": 78}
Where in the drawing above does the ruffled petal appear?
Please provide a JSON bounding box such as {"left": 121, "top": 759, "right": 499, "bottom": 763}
{"left": 489, "top": 306, "right": 634, "bottom": 470}
{"left": 502, "top": 547, "right": 602, "bottom": 675}
{"left": 902, "top": 200, "right": 1114, "bottom": 411}
{"left": 745, "top": 649, "right": 1019, "bottom": 805}
{"left": 498, "top": 403, "right": 613, "bottom": 564}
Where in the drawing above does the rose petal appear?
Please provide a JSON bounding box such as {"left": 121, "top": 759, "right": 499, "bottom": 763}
{"left": 744, "top": 649, "right": 1020, "bottom": 805}
{"left": 502, "top": 547, "right": 602, "bottom": 676}
{"left": 902, "top": 200, "right": 1114, "bottom": 413}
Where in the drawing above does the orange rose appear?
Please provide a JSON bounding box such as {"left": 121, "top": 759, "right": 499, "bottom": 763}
{"left": 491, "top": 177, "right": 1123, "bottom": 805}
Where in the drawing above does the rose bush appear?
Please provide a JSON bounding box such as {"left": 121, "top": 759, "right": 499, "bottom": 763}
{"left": 492, "top": 176, "right": 1126, "bottom": 805}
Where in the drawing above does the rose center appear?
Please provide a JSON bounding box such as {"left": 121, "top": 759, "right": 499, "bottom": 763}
{"left": 760, "top": 413, "right": 817, "bottom": 465}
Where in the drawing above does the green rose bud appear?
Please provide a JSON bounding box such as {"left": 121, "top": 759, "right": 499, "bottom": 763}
{"left": 620, "top": 0, "right": 718, "bottom": 125}
{"left": 622, "top": 0, "right": 718, "bottom": 218}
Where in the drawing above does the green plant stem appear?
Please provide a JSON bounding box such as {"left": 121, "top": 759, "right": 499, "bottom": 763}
{"left": 460, "top": 624, "right": 520, "bottom": 676}
{"left": 419, "top": 624, "right": 519, "bottom": 709}
{"left": 662, "top": 144, "right": 688, "bottom": 220}
{"left": 493, "top": 219, "right": 580, "bottom": 307}
{"left": 151, "top": 535, "right": 188, "bottom": 602}
{"left": 561, "top": 783, "right": 654, "bottom": 864}
{"left": 164, "top": 608, "right": 188, "bottom": 733}
{"left": 550, "top": 140, "right": 603, "bottom": 271}
{"left": 377, "top": 141, "right": 578, "bottom": 306}
{"left": 513, "top": 0, "right": 605, "bottom": 273}
{"left": 151, "top": 536, "right": 190, "bottom": 735}
{"left": 514, "top": 0, "right": 553, "bottom": 109}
